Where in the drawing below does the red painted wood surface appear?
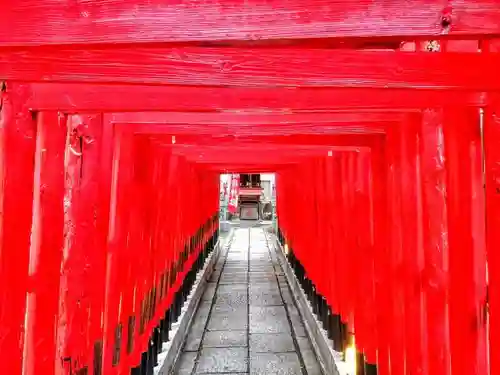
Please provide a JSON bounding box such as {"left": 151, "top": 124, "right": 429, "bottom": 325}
{"left": 398, "top": 113, "right": 427, "bottom": 375}
{"left": 1, "top": 47, "right": 500, "bottom": 89}
{"left": 443, "top": 108, "right": 488, "bottom": 375}
{"left": 0, "top": 0, "right": 499, "bottom": 46}
{"left": 88, "top": 115, "right": 114, "bottom": 375}
{"left": 27, "top": 84, "right": 496, "bottom": 112}
{"left": 145, "top": 134, "right": 383, "bottom": 146}
{"left": 109, "top": 111, "right": 400, "bottom": 126}
{"left": 134, "top": 124, "right": 388, "bottom": 138}
{"left": 102, "top": 126, "right": 133, "bottom": 375}
{"left": 55, "top": 114, "right": 109, "bottom": 375}
{"left": 385, "top": 121, "right": 407, "bottom": 375}
{"left": 23, "top": 112, "right": 67, "bottom": 375}
{"left": 0, "top": 83, "right": 37, "bottom": 375}
{"left": 484, "top": 106, "right": 500, "bottom": 375}
{"left": 370, "top": 139, "right": 390, "bottom": 374}
{"left": 420, "top": 109, "right": 451, "bottom": 375}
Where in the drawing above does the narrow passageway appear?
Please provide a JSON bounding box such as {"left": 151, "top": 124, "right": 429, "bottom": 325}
{"left": 173, "top": 227, "right": 323, "bottom": 375}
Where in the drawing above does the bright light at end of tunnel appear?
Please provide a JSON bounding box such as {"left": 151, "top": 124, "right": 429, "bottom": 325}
{"left": 284, "top": 243, "right": 289, "bottom": 255}
{"left": 172, "top": 135, "right": 176, "bottom": 144}
{"left": 344, "top": 337, "right": 357, "bottom": 375}
{"left": 328, "top": 150, "right": 333, "bottom": 157}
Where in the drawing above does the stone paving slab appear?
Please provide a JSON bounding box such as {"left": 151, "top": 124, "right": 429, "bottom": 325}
{"left": 250, "top": 353, "right": 303, "bottom": 375}
{"left": 173, "top": 227, "right": 323, "bottom": 375}
{"left": 207, "top": 311, "right": 248, "bottom": 331}
{"left": 249, "top": 290, "right": 284, "bottom": 306}
{"left": 218, "top": 284, "right": 248, "bottom": 293}
{"left": 249, "top": 306, "right": 291, "bottom": 334}
{"left": 249, "top": 282, "right": 279, "bottom": 289}
{"left": 214, "top": 291, "right": 248, "bottom": 309}
{"left": 211, "top": 304, "right": 248, "bottom": 315}
{"left": 203, "top": 330, "right": 248, "bottom": 348}
{"left": 250, "top": 333, "right": 295, "bottom": 353}
{"left": 195, "top": 348, "right": 248, "bottom": 373}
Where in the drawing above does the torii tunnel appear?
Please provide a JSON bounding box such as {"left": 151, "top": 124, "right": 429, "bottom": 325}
{"left": 1, "top": 2, "right": 500, "bottom": 375}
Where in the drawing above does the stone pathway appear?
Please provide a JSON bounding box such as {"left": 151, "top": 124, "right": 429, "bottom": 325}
{"left": 173, "top": 227, "right": 323, "bottom": 375}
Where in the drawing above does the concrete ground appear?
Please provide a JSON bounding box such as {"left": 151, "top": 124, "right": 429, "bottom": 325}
{"left": 173, "top": 227, "right": 323, "bottom": 375}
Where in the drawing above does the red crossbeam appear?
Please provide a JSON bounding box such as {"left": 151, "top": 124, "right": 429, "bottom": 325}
{"left": 108, "top": 111, "right": 402, "bottom": 125}
{"left": 1, "top": 47, "right": 499, "bottom": 89}
{"left": 0, "top": 0, "right": 498, "bottom": 45}
{"left": 147, "top": 133, "right": 382, "bottom": 146}
{"left": 140, "top": 123, "right": 386, "bottom": 136}
{"left": 27, "top": 84, "right": 495, "bottom": 112}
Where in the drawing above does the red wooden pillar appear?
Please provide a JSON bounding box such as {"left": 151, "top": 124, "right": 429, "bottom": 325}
{"left": 157, "top": 147, "right": 172, "bottom": 315}
{"left": 23, "top": 112, "right": 67, "bottom": 375}
{"left": 370, "top": 138, "right": 391, "bottom": 375}
{"left": 346, "top": 152, "right": 358, "bottom": 337}
{"left": 130, "top": 138, "right": 156, "bottom": 367}
{"left": 76, "top": 114, "right": 109, "bottom": 373}
{"left": 118, "top": 134, "right": 150, "bottom": 374}
{"left": 419, "top": 109, "right": 451, "bottom": 375}
{"left": 331, "top": 154, "right": 344, "bottom": 323}
{"left": 482, "top": 106, "right": 500, "bottom": 375}
{"left": 443, "top": 108, "right": 488, "bottom": 375}
{"left": 338, "top": 152, "right": 352, "bottom": 326}
{"left": 0, "top": 83, "right": 37, "bottom": 375}
{"left": 385, "top": 121, "right": 407, "bottom": 375}
{"left": 335, "top": 152, "right": 348, "bottom": 323}
{"left": 92, "top": 115, "right": 114, "bottom": 373}
{"left": 102, "top": 126, "right": 133, "bottom": 375}
{"left": 307, "top": 160, "right": 317, "bottom": 292}
{"left": 324, "top": 153, "right": 338, "bottom": 315}
{"left": 346, "top": 152, "right": 357, "bottom": 331}
{"left": 399, "top": 114, "right": 427, "bottom": 375}
{"left": 55, "top": 114, "right": 109, "bottom": 375}
{"left": 315, "top": 157, "right": 328, "bottom": 301}
{"left": 354, "top": 150, "right": 376, "bottom": 365}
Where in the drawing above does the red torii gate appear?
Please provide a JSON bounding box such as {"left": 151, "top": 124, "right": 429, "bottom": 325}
{"left": 0, "top": 2, "right": 500, "bottom": 375}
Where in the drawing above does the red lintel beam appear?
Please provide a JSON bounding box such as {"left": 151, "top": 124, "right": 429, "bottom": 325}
{"left": 148, "top": 133, "right": 383, "bottom": 146}
{"left": 174, "top": 146, "right": 366, "bottom": 159}
{"left": 171, "top": 145, "right": 334, "bottom": 155}
{"left": 131, "top": 122, "right": 387, "bottom": 136}
{"left": 108, "top": 111, "right": 401, "bottom": 126}
{"left": 170, "top": 146, "right": 363, "bottom": 163}
{"left": 0, "top": 1, "right": 498, "bottom": 46}
{"left": 191, "top": 158, "right": 322, "bottom": 166}
{"left": 27, "top": 84, "right": 495, "bottom": 112}
{"left": 2, "top": 47, "right": 500, "bottom": 89}
{"left": 167, "top": 142, "right": 359, "bottom": 151}
{"left": 209, "top": 166, "right": 298, "bottom": 173}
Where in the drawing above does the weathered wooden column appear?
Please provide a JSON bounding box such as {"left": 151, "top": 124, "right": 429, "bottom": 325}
{"left": 54, "top": 114, "right": 110, "bottom": 375}
{"left": 102, "top": 126, "right": 133, "bottom": 375}
{"left": 419, "top": 109, "right": 451, "bottom": 375}
{"left": 483, "top": 105, "right": 500, "bottom": 375}
{"left": 370, "top": 138, "right": 390, "bottom": 375}
{"left": 385, "top": 121, "right": 406, "bottom": 375}
{"left": 443, "top": 108, "right": 488, "bottom": 375}
{"left": 0, "top": 83, "right": 37, "bottom": 375}
{"left": 23, "top": 112, "right": 67, "bottom": 375}
{"left": 79, "top": 114, "right": 114, "bottom": 375}
{"left": 399, "top": 114, "right": 427, "bottom": 375}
